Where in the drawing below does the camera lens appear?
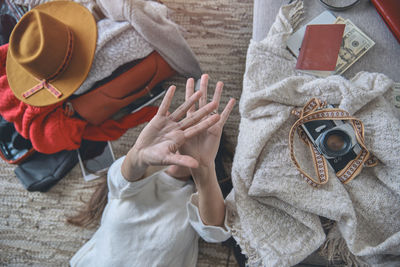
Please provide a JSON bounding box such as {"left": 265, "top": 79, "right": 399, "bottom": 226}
{"left": 326, "top": 135, "right": 345, "bottom": 151}
{"left": 319, "top": 129, "right": 351, "bottom": 158}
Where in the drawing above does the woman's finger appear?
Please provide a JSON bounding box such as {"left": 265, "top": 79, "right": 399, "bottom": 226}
{"left": 169, "top": 90, "right": 202, "bottom": 122}
{"left": 212, "top": 81, "right": 223, "bottom": 113}
{"left": 218, "top": 98, "right": 236, "bottom": 126}
{"left": 157, "top": 85, "right": 176, "bottom": 115}
{"left": 199, "top": 74, "right": 209, "bottom": 108}
{"left": 184, "top": 114, "right": 220, "bottom": 139}
{"left": 185, "top": 78, "right": 195, "bottom": 115}
{"left": 178, "top": 101, "right": 217, "bottom": 130}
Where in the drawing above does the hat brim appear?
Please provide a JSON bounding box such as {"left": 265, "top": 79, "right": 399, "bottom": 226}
{"left": 6, "top": 1, "right": 97, "bottom": 107}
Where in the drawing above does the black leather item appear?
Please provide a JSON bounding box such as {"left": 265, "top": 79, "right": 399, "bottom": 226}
{"left": 0, "top": 115, "right": 34, "bottom": 164}
{"left": 14, "top": 149, "right": 78, "bottom": 192}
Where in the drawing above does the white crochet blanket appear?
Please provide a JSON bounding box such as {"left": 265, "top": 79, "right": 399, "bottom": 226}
{"left": 226, "top": 1, "right": 400, "bottom": 266}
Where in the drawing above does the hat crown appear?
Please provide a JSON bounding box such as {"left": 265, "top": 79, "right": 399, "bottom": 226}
{"left": 9, "top": 10, "right": 72, "bottom": 81}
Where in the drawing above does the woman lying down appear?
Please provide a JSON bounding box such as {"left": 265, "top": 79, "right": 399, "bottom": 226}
{"left": 69, "top": 74, "right": 236, "bottom": 267}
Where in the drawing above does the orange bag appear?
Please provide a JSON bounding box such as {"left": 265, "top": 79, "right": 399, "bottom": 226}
{"left": 70, "top": 51, "right": 176, "bottom": 125}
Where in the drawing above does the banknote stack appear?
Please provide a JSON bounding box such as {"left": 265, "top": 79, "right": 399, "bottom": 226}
{"left": 334, "top": 17, "right": 375, "bottom": 75}
{"left": 287, "top": 12, "right": 375, "bottom": 77}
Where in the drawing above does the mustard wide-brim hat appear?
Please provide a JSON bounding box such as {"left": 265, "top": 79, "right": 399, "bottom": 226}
{"left": 6, "top": 1, "right": 97, "bottom": 107}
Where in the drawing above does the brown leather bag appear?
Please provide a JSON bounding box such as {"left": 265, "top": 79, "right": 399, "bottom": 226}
{"left": 70, "top": 51, "right": 176, "bottom": 125}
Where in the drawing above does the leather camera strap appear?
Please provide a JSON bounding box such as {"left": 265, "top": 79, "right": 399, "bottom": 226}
{"left": 289, "top": 98, "right": 377, "bottom": 187}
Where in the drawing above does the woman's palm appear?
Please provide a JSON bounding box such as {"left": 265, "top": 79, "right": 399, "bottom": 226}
{"left": 181, "top": 122, "right": 222, "bottom": 167}
{"left": 179, "top": 75, "right": 235, "bottom": 167}
{"left": 132, "top": 85, "right": 220, "bottom": 169}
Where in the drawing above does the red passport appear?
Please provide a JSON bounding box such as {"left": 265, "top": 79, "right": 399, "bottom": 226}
{"left": 296, "top": 24, "right": 345, "bottom": 72}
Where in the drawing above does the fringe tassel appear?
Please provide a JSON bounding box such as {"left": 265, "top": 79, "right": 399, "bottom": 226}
{"left": 288, "top": 0, "right": 304, "bottom": 32}
{"left": 229, "top": 222, "right": 263, "bottom": 266}
{"left": 319, "top": 222, "right": 368, "bottom": 267}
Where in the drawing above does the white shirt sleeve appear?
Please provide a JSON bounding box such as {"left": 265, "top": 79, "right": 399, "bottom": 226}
{"left": 107, "top": 156, "right": 154, "bottom": 199}
{"left": 187, "top": 193, "right": 231, "bottom": 243}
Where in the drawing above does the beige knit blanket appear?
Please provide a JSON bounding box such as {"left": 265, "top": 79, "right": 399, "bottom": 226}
{"left": 226, "top": 1, "right": 400, "bottom": 266}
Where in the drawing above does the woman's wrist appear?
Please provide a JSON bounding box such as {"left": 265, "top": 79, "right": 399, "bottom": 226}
{"left": 121, "top": 147, "right": 149, "bottom": 182}
{"left": 190, "top": 162, "right": 217, "bottom": 188}
{"left": 190, "top": 162, "right": 226, "bottom": 226}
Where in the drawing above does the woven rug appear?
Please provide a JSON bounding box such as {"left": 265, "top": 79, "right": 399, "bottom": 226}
{"left": 0, "top": 0, "right": 252, "bottom": 266}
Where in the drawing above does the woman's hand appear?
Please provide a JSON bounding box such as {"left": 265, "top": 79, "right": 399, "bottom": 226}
{"left": 121, "top": 85, "right": 220, "bottom": 181}
{"left": 179, "top": 74, "right": 235, "bottom": 169}
{"left": 178, "top": 74, "right": 235, "bottom": 226}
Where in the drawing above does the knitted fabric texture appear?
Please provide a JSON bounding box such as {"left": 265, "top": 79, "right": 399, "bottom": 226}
{"left": 75, "top": 18, "right": 154, "bottom": 95}
{"left": 225, "top": 1, "right": 400, "bottom": 266}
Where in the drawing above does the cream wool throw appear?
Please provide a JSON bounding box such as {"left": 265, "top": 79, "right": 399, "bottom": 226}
{"left": 225, "top": 1, "right": 400, "bottom": 266}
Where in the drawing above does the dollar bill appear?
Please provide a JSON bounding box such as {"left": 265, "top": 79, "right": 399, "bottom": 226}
{"left": 393, "top": 82, "right": 400, "bottom": 109}
{"left": 334, "top": 17, "right": 375, "bottom": 75}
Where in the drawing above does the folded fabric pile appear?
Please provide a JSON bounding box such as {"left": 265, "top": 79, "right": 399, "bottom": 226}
{"left": 226, "top": 1, "right": 400, "bottom": 266}
{"left": 0, "top": 0, "right": 202, "bottom": 192}
{"left": 14, "top": 0, "right": 202, "bottom": 79}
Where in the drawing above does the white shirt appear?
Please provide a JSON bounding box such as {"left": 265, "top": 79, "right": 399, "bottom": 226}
{"left": 70, "top": 157, "right": 231, "bottom": 267}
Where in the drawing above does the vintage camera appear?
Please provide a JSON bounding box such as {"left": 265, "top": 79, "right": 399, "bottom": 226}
{"left": 300, "top": 106, "right": 361, "bottom": 173}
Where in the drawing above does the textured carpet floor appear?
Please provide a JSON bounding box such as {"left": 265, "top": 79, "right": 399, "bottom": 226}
{"left": 0, "top": 0, "right": 253, "bottom": 266}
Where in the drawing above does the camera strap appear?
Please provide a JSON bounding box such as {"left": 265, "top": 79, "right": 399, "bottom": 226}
{"left": 289, "top": 98, "right": 377, "bottom": 187}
